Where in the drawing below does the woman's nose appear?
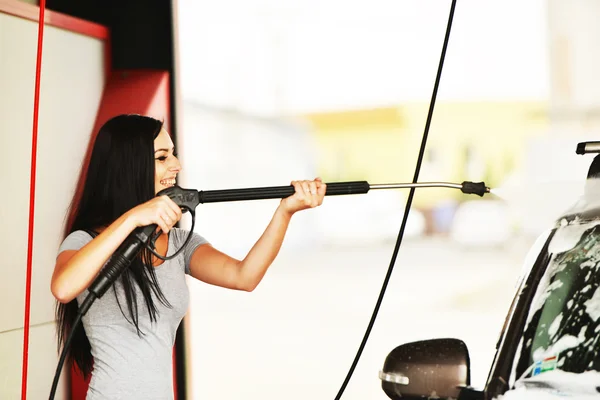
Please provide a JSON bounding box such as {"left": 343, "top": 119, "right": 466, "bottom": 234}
{"left": 170, "top": 157, "right": 182, "bottom": 173}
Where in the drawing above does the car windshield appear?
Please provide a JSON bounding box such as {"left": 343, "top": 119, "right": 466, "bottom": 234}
{"left": 512, "top": 213, "right": 600, "bottom": 390}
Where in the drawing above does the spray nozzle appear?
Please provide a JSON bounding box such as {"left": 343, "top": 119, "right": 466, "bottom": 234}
{"left": 576, "top": 141, "right": 600, "bottom": 155}
{"left": 460, "top": 181, "right": 490, "bottom": 197}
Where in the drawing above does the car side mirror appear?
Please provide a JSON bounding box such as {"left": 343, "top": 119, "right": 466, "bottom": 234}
{"left": 379, "top": 338, "right": 470, "bottom": 400}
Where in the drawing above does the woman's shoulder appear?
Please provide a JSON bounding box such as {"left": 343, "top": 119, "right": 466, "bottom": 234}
{"left": 169, "top": 227, "right": 188, "bottom": 246}
{"left": 169, "top": 227, "right": 209, "bottom": 247}
{"left": 169, "top": 228, "right": 210, "bottom": 274}
{"left": 58, "top": 230, "right": 96, "bottom": 253}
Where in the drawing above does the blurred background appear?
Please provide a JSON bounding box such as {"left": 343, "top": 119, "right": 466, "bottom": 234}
{"left": 4, "top": 0, "right": 600, "bottom": 399}
{"left": 174, "top": 0, "right": 600, "bottom": 399}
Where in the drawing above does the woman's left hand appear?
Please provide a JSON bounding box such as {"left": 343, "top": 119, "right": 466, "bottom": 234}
{"left": 280, "top": 177, "right": 327, "bottom": 215}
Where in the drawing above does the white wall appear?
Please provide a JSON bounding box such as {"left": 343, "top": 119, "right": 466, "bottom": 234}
{"left": 508, "top": 0, "right": 600, "bottom": 236}
{"left": 548, "top": 0, "right": 600, "bottom": 124}
{"left": 178, "top": 0, "right": 549, "bottom": 117}
{"left": 177, "top": 102, "right": 320, "bottom": 258}
{"left": 0, "top": 13, "right": 106, "bottom": 399}
{"left": 177, "top": 101, "right": 328, "bottom": 400}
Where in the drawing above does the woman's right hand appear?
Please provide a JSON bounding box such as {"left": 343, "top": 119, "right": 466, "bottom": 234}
{"left": 127, "top": 196, "right": 183, "bottom": 233}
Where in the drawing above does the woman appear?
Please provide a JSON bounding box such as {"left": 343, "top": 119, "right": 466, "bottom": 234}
{"left": 51, "top": 114, "right": 326, "bottom": 399}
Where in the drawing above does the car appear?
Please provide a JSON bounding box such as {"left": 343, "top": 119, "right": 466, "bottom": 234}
{"left": 378, "top": 143, "right": 600, "bottom": 400}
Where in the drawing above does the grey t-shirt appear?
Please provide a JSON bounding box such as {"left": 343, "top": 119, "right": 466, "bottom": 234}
{"left": 58, "top": 228, "right": 209, "bottom": 400}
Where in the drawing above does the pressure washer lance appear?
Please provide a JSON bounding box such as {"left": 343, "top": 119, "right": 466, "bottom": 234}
{"left": 157, "top": 180, "right": 490, "bottom": 210}
{"left": 87, "top": 180, "right": 488, "bottom": 301}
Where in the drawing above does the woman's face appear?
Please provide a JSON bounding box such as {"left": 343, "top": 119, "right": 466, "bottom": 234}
{"left": 154, "top": 128, "right": 182, "bottom": 194}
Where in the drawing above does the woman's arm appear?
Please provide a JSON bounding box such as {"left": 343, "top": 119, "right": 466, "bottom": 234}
{"left": 51, "top": 196, "right": 182, "bottom": 303}
{"left": 188, "top": 205, "right": 292, "bottom": 291}
{"left": 188, "top": 178, "right": 326, "bottom": 291}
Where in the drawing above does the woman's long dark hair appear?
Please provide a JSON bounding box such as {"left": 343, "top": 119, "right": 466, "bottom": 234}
{"left": 56, "top": 114, "right": 172, "bottom": 378}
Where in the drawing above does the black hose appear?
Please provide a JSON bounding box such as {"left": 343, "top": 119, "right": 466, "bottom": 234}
{"left": 333, "top": 1, "right": 458, "bottom": 398}
{"left": 48, "top": 295, "right": 94, "bottom": 400}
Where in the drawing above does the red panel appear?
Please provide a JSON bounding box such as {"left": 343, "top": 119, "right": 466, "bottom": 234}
{"left": 90, "top": 70, "right": 171, "bottom": 135}
{"left": 103, "top": 40, "right": 112, "bottom": 81}
{"left": 70, "top": 366, "right": 90, "bottom": 400}
{"left": 0, "top": 0, "right": 109, "bottom": 40}
{"left": 68, "top": 69, "right": 173, "bottom": 400}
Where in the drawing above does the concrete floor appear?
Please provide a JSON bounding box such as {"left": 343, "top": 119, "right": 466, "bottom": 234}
{"left": 185, "top": 235, "right": 535, "bottom": 400}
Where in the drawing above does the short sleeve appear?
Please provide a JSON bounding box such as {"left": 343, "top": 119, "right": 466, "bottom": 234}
{"left": 58, "top": 230, "right": 95, "bottom": 256}
{"left": 169, "top": 228, "right": 210, "bottom": 275}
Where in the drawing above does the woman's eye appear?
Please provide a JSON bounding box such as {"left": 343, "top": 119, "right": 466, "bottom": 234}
{"left": 156, "top": 156, "right": 167, "bottom": 161}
